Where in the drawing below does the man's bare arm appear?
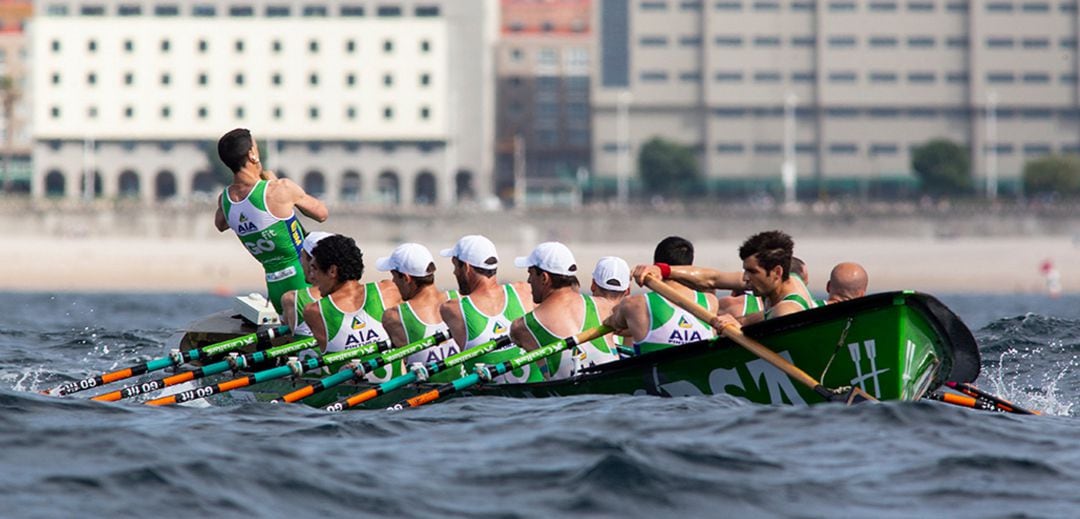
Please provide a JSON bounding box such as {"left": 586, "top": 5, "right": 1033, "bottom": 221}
{"left": 214, "top": 193, "right": 229, "bottom": 232}
{"left": 381, "top": 306, "right": 408, "bottom": 348}
{"left": 439, "top": 300, "right": 468, "bottom": 350}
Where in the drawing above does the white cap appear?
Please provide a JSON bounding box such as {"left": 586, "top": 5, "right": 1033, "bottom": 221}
{"left": 301, "top": 231, "right": 334, "bottom": 256}
{"left": 514, "top": 242, "right": 578, "bottom": 276}
{"left": 440, "top": 235, "right": 500, "bottom": 269}
{"left": 376, "top": 243, "right": 435, "bottom": 277}
{"left": 592, "top": 256, "right": 631, "bottom": 291}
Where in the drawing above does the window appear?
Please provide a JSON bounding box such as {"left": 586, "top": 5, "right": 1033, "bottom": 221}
{"left": 908, "top": 36, "right": 935, "bottom": 48}
{"left": 946, "top": 1, "right": 969, "bottom": 11}
{"left": 273, "top": 106, "right": 283, "bottom": 119}
{"left": 421, "top": 40, "right": 431, "bottom": 53}
{"left": 51, "top": 73, "right": 60, "bottom": 85}
{"left": 907, "top": 1, "right": 934, "bottom": 10}
{"left": 946, "top": 36, "right": 968, "bottom": 48}
{"left": 347, "top": 106, "right": 357, "bottom": 120}
{"left": 198, "top": 73, "right": 208, "bottom": 86}
{"left": 640, "top": 36, "right": 669, "bottom": 47}
{"left": 309, "top": 40, "right": 319, "bottom": 53}
{"left": 124, "top": 39, "right": 134, "bottom": 52}
{"left": 416, "top": 5, "right": 441, "bottom": 16}
{"left": 124, "top": 72, "right": 134, "bottom": 85}
{"left": 420, "top": 106, "right": 430, "bottom": 119}
{"left": 341, "top": 5, "right": 365, "bottom": 16}
{"left": 870, "top": 71, "right": 897, "bottom": 82}
{"left": 869, "top": 1, "right": 897, "bottom": 10}
{"left": 828, "top": 1, "right": 856, "bottom": 10}
{"left": 235, "top": 73, "right": 245, "bottom": 86}
{"left": 267, "top": 5, "right": 290, "bottom": 16}
{"left": 155, "top": 4, "right": 179, "bottom": 16}
{"left": 791, "top": 71, "right": 815, "bottom": 82}
{"left": 680, "top": 71, "right": 702, "bottom": 81}
{"left": 1023, "top": 72, "right": 1051, "bottom": 83}
{"left": 987, "top": 37, "right": 1014, "bottom": 48}
{"left": 346, "top": 40, "right": 356, "bottom": 53}
{"left": 383, "top": 74, "right": 394, "bottom": 86}
{"left": 716, "top": 142, "right": 745, "bottom": 154}
{"left": 119, "top": 4, "right": 142, "bottom": 16}
{"left": 347, "top": 73, "right": 357, "bottom": 86}
{"left": 419, "top": 73, "right": 430, "bottom": 86}
{"left": 383, "top": 106, "right": 394, "bottom": 119}
{"left": 1022, "top": 38, "right": 1049, "bottom": 49}
{"left": 88, "top": 40, "right": 97, "bottom": 52}
{"left": 681, "top": 36, "right": 703, "bottom": 46}
{"left": 51, "top": 106, "right": 61, "bottom": 119}
{"left": 230, "top": 5, "right": 255, "bottom": 16}
{"left": 198, "top": 106, "right": 208, "bottom": 119}
{"left": 829, "top": 71, "right": 857, "bottom": 82}
{"left": 987, "top": 72, "right": 1015, "bottom": 83}
{"left": 828, "top": 35, "right": 856, "bottom": 47}
{"left": 198, "top": 40, "right": 208, "bottom": 52}
{"left": 829, "top": 143, "right": 858, "bottom": 154}
{"left": 753, "top": 71, "right": 781, "bottom": 82}
{"left": 161, "top": 73, "right": 171, "bottom": 86}
{"left": 161, "top": 106, "right": 171, "bottom": 119}
{"left": 194, "top": 4, "right": 215, "bottom": 16}
{"left": 640, "top": 71, "right": 669, "bottom": 82}
{"left": 1024, "top": 143, "right": 1052, "bottom": 155}
{"left": 272, "top": 73, "right": 282, "bottom": 85}
{"left": 161, "top": 39, "right": 171, "bottom": 52}
{"left": 791, "top": 1, "right": 816, "bottom": 10}
{"left": 384, "top": 40, "right": 394, "bottom": 53}
{"left": 52, "top": 40, "right": 61, "bottom": 53}
{"left": 791, "top": 36, "right": 815, "bottom": 47}
{"left": 869, "top": 36, "right": 898, "bottom": 47}
{"left": 602, "top": 0, "right": 630, "bottom": 87}
{"left": 755, "top": 35, "right": 781, "bottom": 47}
{"left": 303, "top": 5, "right": 328, "bottom": 16}
{"left": 47, "top": 5, "right": 69, "bottom": 15}
{"left": 236, "top": 40, "right": 245, "bottom": 52}
{"left": 236, "top": 106, "right": 245, "bottom": 119}
{"left": 754, "top": 1, "right": 780, "bottom": 9}
{"left": 87, "top": 72, "right": 97, "bottom": 85}
{"left": 946, "top": 71, "right": 969, "bottom": 83}
{"left": 755, "top": 143, "right": 782, "bottom": 154}
{"left": 309, "top": 106, "right": 319, "bottom": 120}
{"left": 377, "top": 6, "right": 403, "bottom": 16}
{"left": 124, "top": 106, "right": 134, "bottom": 118}
{"left": 715, "top": 71, "right": 744, "bottom": 82}
{"left": 640, "top": 1, "right": 668, "bottom": 10}
{"left": 714, "top": 1, "right": 743, "bottom": 10}
{"left": 309, "top": 73, "right": 319, "bottom": 86}
{"left": 986, "top": 2, "right": 1013, "bottom": 11}
{"left": 908, "top": 72, "right": 936, "bottom": 83}
{"left": 870, "top": 143, "right": 898, "bottom": 155}
{"left": 714, "top": 35, "right": 744, "bottom": 46}
{"left": 81, "top": 5, "right": 105, "bottom": 16}
{"left": 1021, "top": 2, "right": 1049, "bottom": 11}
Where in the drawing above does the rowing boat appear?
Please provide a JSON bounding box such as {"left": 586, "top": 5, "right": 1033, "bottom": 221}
{"left": 170, "top": 290, "right": 980, "bottom": 409}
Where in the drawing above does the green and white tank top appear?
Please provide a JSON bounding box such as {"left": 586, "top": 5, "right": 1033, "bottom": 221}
{"left": 319, "top": 282, "right": 399, "bottom": 382}
{"left": 291, "top": 287, "right": 318, "bottom": 337}
{"left": 742, "top": 292, "right": 764, "bottom": 316}
{"left": 400, "top": 301, "right": 455, "bottom": 366}
{"left": 459, "top": 285, "right": 542, "bottom": 384}
{"left": 763, "top": 293, "right": 814, "bottom": 320}
{"left": 635, "top": 291, "right": 715, "bottom": 355}
{"left": 523, "top": 295, "right": 616, "bottom": 380}
{"left": 221, "top": 180, "right": 305, "bottom": 276}
{"left": 791, "top": 273, "right": 820, "bottom": 309}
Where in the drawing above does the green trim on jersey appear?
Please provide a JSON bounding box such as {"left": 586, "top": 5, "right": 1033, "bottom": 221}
{"left": 635, "top": 290, "right": 714, "bottom": 355}
{"left": 764, "top": 293, "right": 814, "bottom": 320}
{"left": 318, "top": 282, "right": 399, "bottom": 377}
{"left": 459, "top": 285, "right": 541, "bottom": 383}
{"left": 523, "top": 294, "right": 610, "bottom": 378}
{"left": 743, "top": 293, "right": 763, "bottom": 316}
{"left": 291, "top": 287, "right": 318, "bottom": 337}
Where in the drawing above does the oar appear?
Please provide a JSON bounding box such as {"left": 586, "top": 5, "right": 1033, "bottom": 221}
{"left": 275, "top": 330, "right": 450, "bottom": 404}
{"left": 388, "top": 326, "right": 612, "bottom": 411}
{"left": 926, "top": 391, "right": 998, "bottom": 412}
{"left": 91, "top": 336, "right": 317, "bottom": 402}
{"left": 324, "top": 335, "right": 514, "bottom": 412}
{"left": 641, "top": 275, "right": 875, "bottom": 404}
{"left": 145, "top": 340, "right": 391, "bottom": 406}
{"left": 46, "top": 324, "right": 290, "bottom": 396}
{"left": 944, "top": 381, "right": 1040, "bottom": 415}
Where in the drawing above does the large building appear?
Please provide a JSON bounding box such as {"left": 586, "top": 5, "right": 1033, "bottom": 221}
{"left": 30, "top": 0, "right": 497, "bottom": 206}
{"left": 0, "top": 0, "right": 33, "bottom": 192}
{"left": 494, "top": 0, "right": 592, "bottom": 204}
{"left": 593, "top": 0, "right": 1080, "bottom": 198}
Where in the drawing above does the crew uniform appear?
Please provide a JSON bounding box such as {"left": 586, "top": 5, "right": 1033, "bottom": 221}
{"left": 634, "top": 291, "right": 716, "bottom": 356}
{"left": 221, "top": 179, "right": 307, "bottom": 313}
{"left": 318, "top": 282, "right": 400, "bottom": 382}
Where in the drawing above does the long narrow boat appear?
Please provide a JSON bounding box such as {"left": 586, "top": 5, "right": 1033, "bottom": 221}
{"left": 172, "top": 291, "right": 981, "bottom": 409}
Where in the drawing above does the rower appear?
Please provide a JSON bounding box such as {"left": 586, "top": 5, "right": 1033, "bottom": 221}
{"left": 590, "top": 256, "right": 632, "bottom": 356}
{"left": 790, "top": 256, "right": 824, "bottom": 308}
{"left": 280, "top": 231, "right": 333, "bottom": 337}
{"left": 825, "top": 262, "right": 868, "bottom": 304}
{"left": 718, "top": 256, "right": 811, "bottom": 317}
{"left": 377, "top": 243, "right": 458, "bottom": 376}
{"left": 213, "top": 128, "right": 328, "bottom": 314}
{"left": 438, "top": 235, "right": 540, "bottom": 383}
{"left": 509, "top": 243, "right": 618, "bottom": 380}
{"left": 302, "top": 234, "right": 403, "bottom": 381}
{"left": 604, "top": 236, "right": 718, "bottom": 355}
{"left": 634, "top": 230, "right": 812, "bottom": 324}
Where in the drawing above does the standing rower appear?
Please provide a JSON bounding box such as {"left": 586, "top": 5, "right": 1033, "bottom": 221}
{"left": 604, "top": 237, "right": 718, "bottom": 355}
{"left": 509, "top": 243, "right": 618, "bottom": 380}
{"left": 438, "top": 235, "right": 540, "bottom": 383}
{"left": 377, "top": 243, "right": 458, "bottom": 380}
{"left": 302, "top": 235, "right": 402, "bottom": 380}
{"left": 214, "top": 128, "right": 328, "bottom": 313}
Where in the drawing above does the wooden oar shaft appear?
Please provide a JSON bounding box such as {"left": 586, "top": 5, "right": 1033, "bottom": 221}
{"left": 642, "top": 275, "right": 859, "bottom": 402}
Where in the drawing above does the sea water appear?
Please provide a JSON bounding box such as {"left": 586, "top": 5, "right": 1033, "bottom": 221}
{"left": 1, "top": 292, "right": 1078, "bottom": 518}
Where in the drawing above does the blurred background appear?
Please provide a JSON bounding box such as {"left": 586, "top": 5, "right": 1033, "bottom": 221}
{"left": 3, "top": 0, "right": 1080, "bottom": 294}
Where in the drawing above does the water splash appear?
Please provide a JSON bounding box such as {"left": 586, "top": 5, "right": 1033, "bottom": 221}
{"left": 978, "top": 344, "right": 1076, "bottom": 417}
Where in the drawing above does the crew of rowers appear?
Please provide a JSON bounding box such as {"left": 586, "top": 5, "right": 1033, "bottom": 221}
{"left": 278, "top": 230, "right": 869, "bottom": 385}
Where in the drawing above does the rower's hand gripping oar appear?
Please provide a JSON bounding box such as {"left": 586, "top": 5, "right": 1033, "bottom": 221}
{"left": 324, "top": 335, "right": 514, "bottom": 412}
{"left": 388, "top": 326, "right": 613, "bottom": 411}
{"left": 46, "top": 325, "right": 290, "bottom": 396}
{"left": 145, "top": 339, "right": 393, "bottom": 406}
{"left": 642, "top": 275, "right": 875, "bottom": 404}
{"left": 274, "top": 330, "right": 450, "bottom": 404}
{"left": 91, "top": 336, "right": 317, "bottom": 402}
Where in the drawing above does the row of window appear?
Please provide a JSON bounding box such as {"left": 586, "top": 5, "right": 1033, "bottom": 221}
{"left": 52, "top": 37, "right": 431, "bottom": 55}
{"left": 51, "top": 71, "right": 433, "bottom": 89}
{"left": 603, "top": 141, "right": 1080, "bottom": 156}
{"left": 49, "top": 105, "right": 433, "bottom": 122}
{"left": 47, "top": 4, "right": 440, "bottom": 18}
{"left": 684, "top": 34, "right": 1076, "bottom": 49}
{"left": 638, "top": 70, "right": 1078, "bottom": 85}
{"left": 44, "top": 140, "right": 444, "bottom": 154}
{"left": 643, "top": 0, "right": 1077, "bottom": 13}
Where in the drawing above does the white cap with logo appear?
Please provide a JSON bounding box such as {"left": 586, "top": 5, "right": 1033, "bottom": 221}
{"left": 376, "top": 243, "right": 435, "bottom": 277}
{"left": 440, "top": 235, "right": 500, "bottom": 269}
{"left": 301, "top": 231, "right": 334, "bottom": 256}
{"left": 592, "top": 256, "right": 631, "bottom": 291}
{"left": 514, "top": 242, "right": 578, "bottom": 276}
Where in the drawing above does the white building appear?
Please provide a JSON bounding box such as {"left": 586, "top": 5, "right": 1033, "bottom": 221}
{"left": 30, "top": 0, "right": 497, "bottom": 206}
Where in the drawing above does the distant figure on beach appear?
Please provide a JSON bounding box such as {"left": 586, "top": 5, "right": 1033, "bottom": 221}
{"left": 1040, "top": 259, "right": 1062, "bottom": 298}
{"left": 604, "top": 236, "right": 718, "bottom": 355}
{"left": 214, "top": 128, "right": 329, "bottom": 314}
{"left": 825, "top": 262, "right": 869, "bottom": 304}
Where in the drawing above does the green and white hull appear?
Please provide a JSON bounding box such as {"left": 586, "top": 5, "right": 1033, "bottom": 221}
{"left": 180, "top": 291, "right": 980, "bottom": 409}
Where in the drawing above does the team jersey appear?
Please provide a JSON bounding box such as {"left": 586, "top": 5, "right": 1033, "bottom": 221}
{"left": 742, "top": 292, "right": 764, "bottom": 316}
{"left": 221, "top": 180, "right": 307, "bottom": 313}
{"left": 522, "top": 294, "right": 617, "bottom": 380}
{"left": 458, "top": 285, "right": 542, "bottom": 384}
{"left": 634, "top": 290, "right": 716, "bottom": 355}
{"left": 318, "top": 282, "right": 400, "bottom": 382}
{"left": 397, "top": 299, "right": 460, "bottom": 383}
{"left": 290, "top": 287, "right": 318, "bottom": 337}
{"left": 763, "top": 292, "right": 815, "bottom": 320}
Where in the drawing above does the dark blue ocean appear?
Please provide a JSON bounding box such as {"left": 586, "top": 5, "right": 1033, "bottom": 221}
{"left": 1, "top": 292, "right": 1078, "bottom": 518}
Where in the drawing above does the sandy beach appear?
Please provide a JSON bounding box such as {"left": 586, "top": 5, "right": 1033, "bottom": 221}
{"left": 9, "top": 233, "right": 1077, "bottom": 296}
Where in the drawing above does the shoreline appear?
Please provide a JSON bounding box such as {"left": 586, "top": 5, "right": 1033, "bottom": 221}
{"left": 10, "top": 234, "right": 1077, "bottom": 296}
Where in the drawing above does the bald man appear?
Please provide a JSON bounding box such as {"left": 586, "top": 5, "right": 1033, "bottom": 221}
{"left": 825, "top": 262, "right": 868, "bottom": 303}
